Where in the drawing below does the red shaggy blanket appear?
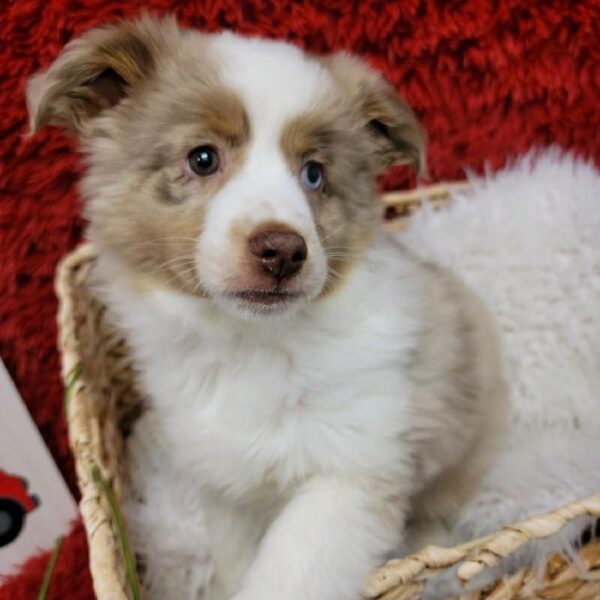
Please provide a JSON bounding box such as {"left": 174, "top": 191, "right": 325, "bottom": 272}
{"left": 0, "top": 1, "right": 598, "bottom": 598}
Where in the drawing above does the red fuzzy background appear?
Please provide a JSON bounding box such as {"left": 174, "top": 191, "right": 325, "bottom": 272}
{"left": 0, "top": 1, "right": 598, "bottom": 598}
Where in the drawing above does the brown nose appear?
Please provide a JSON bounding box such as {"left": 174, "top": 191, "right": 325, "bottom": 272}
{"left": 249, "top": 230, "right": 308, "bottom": 282}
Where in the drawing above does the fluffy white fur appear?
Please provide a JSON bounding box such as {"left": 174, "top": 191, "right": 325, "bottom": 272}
{"left": 401, "top": 150, "right": 600, "bottom": 597}
{"left": 404, "top": 150, "right": 600, "bottom": 437}
{"left": 108, "top": 231, "right": 500, "bottom": 600}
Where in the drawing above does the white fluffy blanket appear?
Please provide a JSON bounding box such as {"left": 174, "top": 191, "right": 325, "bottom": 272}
{"left": 402, "top": 149, "right": 600, "bottom": 596}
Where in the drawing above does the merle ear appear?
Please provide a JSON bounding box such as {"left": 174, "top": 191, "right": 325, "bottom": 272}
{"left": 327, "top": 52, "right": 426, "bottom": 176}
{"left": 26, "top": 16, "right": 177, "bottom": 136}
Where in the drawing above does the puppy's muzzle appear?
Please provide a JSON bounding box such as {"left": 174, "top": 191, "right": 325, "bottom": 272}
{"left": 249, "top": 229, "right": 308, "bottom": 283}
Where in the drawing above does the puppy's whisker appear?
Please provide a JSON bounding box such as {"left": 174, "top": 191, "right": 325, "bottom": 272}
{"left": 191, "top": 278, "right": 205, "bottom": 296}
{"left": 325, "top": 253, "right": 361, "bottom": 260}
{"left": 120, "top": 237, "right": 200, "bottom": 250}
{"left": 175, "top": 264, "right": 200, "bottom": 279}
{"left": 324, "top": 247, "right": 361, "bottom": 253}
{"left": 144, "top": 256, "right": 197, "bottom": 276}
{"left": 323, "top": 250, "right": 360, "bottom": 256}
{"left": 324, "top": 269, "right": 343, "bottom": 287}
{"left": 158, "top": 256, "right": 197, "bottom": 268}
{"left": 320, "top": 220, "right": 352, "bottom": 243}
{"left": 322, "top": 244, "right": 359, "bottom": 251}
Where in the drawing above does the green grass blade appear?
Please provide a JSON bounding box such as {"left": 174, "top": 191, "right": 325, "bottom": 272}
{"left": 91, "top": 464, "right": 142, "bottom": 600}
{"left": 37, "top": 535, "right": 63, "bottom": 600}
{"left": 63, "top": 363, "right": 83, "bottom": 416}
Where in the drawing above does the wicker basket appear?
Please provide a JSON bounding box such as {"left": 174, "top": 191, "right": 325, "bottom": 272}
{"left": 56, "top": 184, "right": 600, "bottom": 600}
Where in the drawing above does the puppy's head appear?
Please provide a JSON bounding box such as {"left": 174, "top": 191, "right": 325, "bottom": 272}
{"left": 28, "top": 17, "right": 424, "bottom": 319}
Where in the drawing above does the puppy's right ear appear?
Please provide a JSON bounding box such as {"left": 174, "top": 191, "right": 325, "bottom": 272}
{"left": 26, "top": 16, "right": 177, "bottom": 136}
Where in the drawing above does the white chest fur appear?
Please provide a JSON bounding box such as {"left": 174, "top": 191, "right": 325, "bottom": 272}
{"left": 98, "top": 232, "right": 505, "bottom": 600}
{"left": 101, "top": 236, "right": 427, "bottom": 501}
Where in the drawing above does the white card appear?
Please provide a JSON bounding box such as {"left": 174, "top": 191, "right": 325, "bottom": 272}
{"left": 0, "top": 359, "right": 78, "bottom": 576}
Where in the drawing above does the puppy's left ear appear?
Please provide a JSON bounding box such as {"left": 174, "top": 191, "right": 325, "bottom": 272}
{"left": 327, "top": 52, "right": 426, "bottom": 177}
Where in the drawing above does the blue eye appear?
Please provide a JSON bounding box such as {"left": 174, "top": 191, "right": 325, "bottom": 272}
{"left": 300, "top": 161, "right": 323, "bottom": 191}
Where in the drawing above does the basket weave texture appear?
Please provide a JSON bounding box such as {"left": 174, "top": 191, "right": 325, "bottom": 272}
{"left": 56, "top": 188, "right": 600, "bottom": 600}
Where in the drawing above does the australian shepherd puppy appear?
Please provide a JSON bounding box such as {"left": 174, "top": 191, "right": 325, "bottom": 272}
{"left": 28, "top": 17, "right": 506, "bottom": 600}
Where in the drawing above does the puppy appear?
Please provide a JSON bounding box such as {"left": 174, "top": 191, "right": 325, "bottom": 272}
{"left": 28, "top": 17, "right": 506, "bottom": 600}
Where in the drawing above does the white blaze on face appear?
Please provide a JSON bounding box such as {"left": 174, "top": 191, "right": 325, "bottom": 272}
{"left": 196, "top": 34, "right": 335, "bottom": 301}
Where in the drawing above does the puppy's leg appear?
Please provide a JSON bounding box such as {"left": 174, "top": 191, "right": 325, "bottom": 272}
{"left": 124, "top": 414, "right": 212, "bottom": 599}
{"left": 233, "top": 477, "right": 407, "bottom": 600}
{"left": 202, "top": 498, "right": 276, "bottom": 600}
{"left": 123, "top": 475, "right": 212, "bottom": 600}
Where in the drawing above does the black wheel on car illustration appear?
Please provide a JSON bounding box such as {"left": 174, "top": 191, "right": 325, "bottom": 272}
{"left": 0, "top": 469, "right": 40, "bottom": 547}
{"left": 0, "top": 498, "right": 25, "bottom": 546}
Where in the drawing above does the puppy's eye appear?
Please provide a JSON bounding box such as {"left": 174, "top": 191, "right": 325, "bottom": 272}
{"left": 300, "top": 161, "right": 323, "bottom": 191}
{"left": 187, "top": 146, "right": 219, "bottom": 176}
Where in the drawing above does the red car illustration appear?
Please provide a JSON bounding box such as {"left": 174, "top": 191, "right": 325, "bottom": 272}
{"left": 0, "top": 469, "right": 40, "bottom": 546}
